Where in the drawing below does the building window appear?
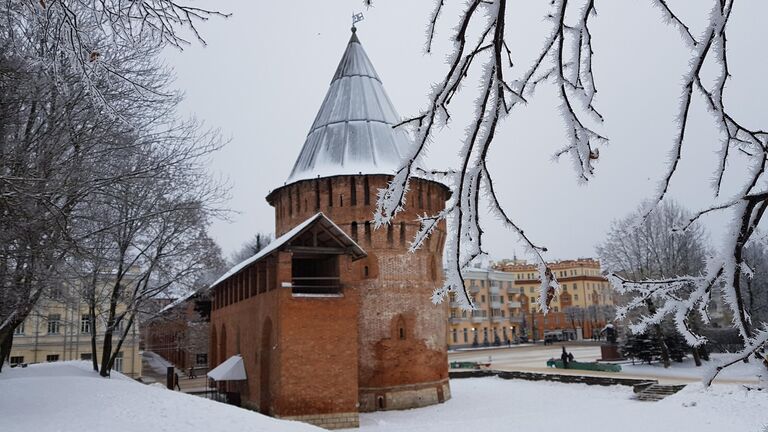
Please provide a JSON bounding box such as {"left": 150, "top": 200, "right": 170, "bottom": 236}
{"left": 196, "top": 353, "right": 208, "bottom": 366}
{"left": 112, "top": 352, "right": 123, "bottom": 372}
{"left": 452, "top": 329, "right": 457, "bottom": 343}
{"left": 574, "top": 294, "right": 579, "bottom": 301}
{"left": 327, "top": 178, "right": 333, "bottom": 207}
{"left": 13, "top": 322, "right": 24, "bottom": 335}
{"left": 364, "top": 221, "right": 372, "bottom": 244}
{"left": 529, "top": 287, "right": 534, "bottom": 293}
{"left": 563, "top": 284, "right": 568, "bottom": 290}
{"left": 350, "top": 177, "right": 357, "bottom": 205}
{"left": 80, "top": 315, "right": 91, "bottom": 334}
{"left": 47, "top": 314, "right": 61, "bottom": 334}
{"left": 46, "top": 354, "right": 60, "bottom": 362}
{"left": 10, "top": 356, "right": 24, "bottom": 365}
{"left": 554, "top": 306, "right": 559, "bottom": 312}
{"left": 387, "top": 224, "right": 393, "bottom": 246}
{"left": 463, "top": 328, "right": 468, "bottom": 342}
{"left": 480, "top": 295, "right": 486, "bottom": 303}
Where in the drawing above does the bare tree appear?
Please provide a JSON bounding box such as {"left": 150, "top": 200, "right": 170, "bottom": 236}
{"left": 229, "top": 233, "right": 274, "bottom": 265}
{"left": 597, "top": 201, "right": 708, "bottom": 367}
{"left": 371, "top": 1, "right": 768, "bottom": 383}
{"left": 741, "top": 240, "right": 768, "bottom": 329}
{"left": 3, "top": 1, "right": 227, "bottom": 109}
{"left": 0, "top": 9, "right": 227, "bottom": 372}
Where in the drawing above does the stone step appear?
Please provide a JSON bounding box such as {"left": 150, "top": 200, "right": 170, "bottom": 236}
{"left": 632, "top": 384, "right": 685, "bottom": 402}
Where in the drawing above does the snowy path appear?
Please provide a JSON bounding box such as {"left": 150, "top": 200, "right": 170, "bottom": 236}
{"left": 347, "top": 377, "right": 768, "bottom": 432}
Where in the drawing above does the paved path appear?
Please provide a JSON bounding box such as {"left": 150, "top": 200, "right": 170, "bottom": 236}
{"left": 141, "top": 351, "right": 211, "bottom": 393}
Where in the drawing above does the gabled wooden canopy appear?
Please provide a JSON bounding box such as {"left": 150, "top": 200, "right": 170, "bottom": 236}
{"left": 210, "top": 213, "right": 366, "bottom": 290}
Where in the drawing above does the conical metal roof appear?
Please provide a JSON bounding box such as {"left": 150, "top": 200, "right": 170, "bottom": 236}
{"left": 285, "top": 28, "right": 411, "bottom": 184}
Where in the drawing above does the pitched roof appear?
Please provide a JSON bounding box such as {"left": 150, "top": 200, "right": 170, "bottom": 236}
{"left": 285, "top": 28, "right": 412, "bottom": 184}
{"left": 209, "top": 212, "right": 366, "bottom": 290}
{"left": 207, "top": 355, "right": 247, "bottom": 381}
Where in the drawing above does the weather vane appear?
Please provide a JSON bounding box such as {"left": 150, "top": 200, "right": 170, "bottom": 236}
{"left": 352, "top": 12, "right": 364, "bottom": 27}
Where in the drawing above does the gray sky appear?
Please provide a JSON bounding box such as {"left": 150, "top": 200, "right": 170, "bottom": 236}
{"left": 165, "top": 1, "right": 768, "bottom": 263}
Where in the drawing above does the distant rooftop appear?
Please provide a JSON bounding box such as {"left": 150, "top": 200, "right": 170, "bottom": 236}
{"left": 285, "top": 27, "right": 411, "bottom": 185}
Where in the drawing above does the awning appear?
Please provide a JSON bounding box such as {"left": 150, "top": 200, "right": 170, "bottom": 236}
{"left": 207, "top": 355, "right": 247, "bottom": 381}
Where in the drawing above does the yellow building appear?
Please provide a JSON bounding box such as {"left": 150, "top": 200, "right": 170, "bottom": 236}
{"left": 9, "top": 280, "right": 142, "bottom": 378}
{"left": 447, "top": 258, "right": 614, "bottom": 348}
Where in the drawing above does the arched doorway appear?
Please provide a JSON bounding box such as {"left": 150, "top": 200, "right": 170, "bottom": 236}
{"left": 260, "top": 318, "right": 272, "bottom": 415}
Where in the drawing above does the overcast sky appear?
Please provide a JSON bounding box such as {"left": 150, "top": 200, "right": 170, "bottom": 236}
{"left": 164, "top": 1, "right": 768, "bottom": 263}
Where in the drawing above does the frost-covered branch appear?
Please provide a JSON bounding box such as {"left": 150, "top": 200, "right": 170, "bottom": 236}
{"left": 376, "top": 0, "right": 602, "bottom": 312}
{"left": 3, "top": 1, "right": 228, "bottom": 113}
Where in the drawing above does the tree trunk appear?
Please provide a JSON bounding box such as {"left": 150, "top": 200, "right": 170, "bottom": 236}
{"left": 0, "top": 328, "right": 14, "bottom": 372}
{"left": 654, "top": 324, "right": 671, "bottom": 368}
{"left": 692, "top": 346, "right": 702, "bottom": 367}
{"left": 89, "top": 302, "right": 98, "bottom": 372}
{"left": 645, "top": 299, "right": 671, "bottom": 368}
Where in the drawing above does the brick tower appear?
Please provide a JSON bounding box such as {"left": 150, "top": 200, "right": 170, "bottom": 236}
{"left": 266, "top": 27, "right": 451, "bottom": 411}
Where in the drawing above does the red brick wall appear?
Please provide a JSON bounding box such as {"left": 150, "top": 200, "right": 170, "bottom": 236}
{"left": 269, "top": 175, "right": 450, "bottom": 395}
{"left": 210, "top": 252, "right": 360, "bottom": 417}
{"left": 145, "top": 300, "right": 208, "bottom": 371}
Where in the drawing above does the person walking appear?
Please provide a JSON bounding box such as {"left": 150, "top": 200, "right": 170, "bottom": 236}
{"left": 560, "top": 346, "right": 569, "bottom": 369}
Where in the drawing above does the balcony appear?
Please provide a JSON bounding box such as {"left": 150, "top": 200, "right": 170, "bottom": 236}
{"left": 291, "top": 277, "right": 341, "bottom": 295}
{"left": 507, "top": 286, "right": 523, "bottom": 294}
{"left": 491, "top": 316, "right": 507, "bottom": 323}
{"left": 489, "top": 285, "right": 500, "bottom": 294}
{"left": 471, "top": 315, "right": 487, "bottom": 323}
{"left": 507, "top": 301, "right": 522, "bottom": 308}
{"left": 469, "top": 285, "right": 481, "bottom": 294}
{"left": 509, "top": 315, "right": 525, "bottom": 323}
{"left": 449, "top": 301, "right": 462, "bottom": 308}
{"left": 449, "top": 317, "right": 466, "bottom": 325}
{"left": 491, "top": 300, "right": 502, "bottom": 309}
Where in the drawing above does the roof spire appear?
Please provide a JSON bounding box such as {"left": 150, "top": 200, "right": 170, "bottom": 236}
{"left": 283, "top": 24, "right": 412, "bottom": 185}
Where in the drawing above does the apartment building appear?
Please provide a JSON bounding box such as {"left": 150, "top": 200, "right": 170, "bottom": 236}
{"left": 9, "top": 280, "right": 142, "bottom": 378}
{"left": 447, "top": 258, "right": 614, "bottom": 348}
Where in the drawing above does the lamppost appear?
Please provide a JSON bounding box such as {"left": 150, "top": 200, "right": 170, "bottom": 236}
{"left": 471, "top": 327, "right": 478, "bottom": 347}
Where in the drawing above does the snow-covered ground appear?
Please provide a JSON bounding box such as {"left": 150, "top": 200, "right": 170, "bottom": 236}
{"left": 622, "top": 354, "right": 766, "bottom": 381}
{"left": 347, "top": 377, "right": 768, "bottom": 432}
{"left": 0, "top": 361, "right": 321, "bottom": 432}
{"left": 2, "top": 361, "right": 766, "bottom": 432}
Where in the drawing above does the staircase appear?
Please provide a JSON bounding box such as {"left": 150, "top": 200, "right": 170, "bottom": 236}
{"left": 633, "top": 384, "right": 686, "bottom": 402}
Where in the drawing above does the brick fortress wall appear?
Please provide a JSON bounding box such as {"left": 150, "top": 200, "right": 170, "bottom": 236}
{"left": 267, "top": 174, "right": 451, "bottom": 412}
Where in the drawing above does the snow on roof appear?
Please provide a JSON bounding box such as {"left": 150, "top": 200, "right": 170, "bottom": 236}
{"left": 285, "top": 27, "right": 413, "bottom": 185}
{"left": 158, "top": 289, "right": 198, "bottom": 314}
{"left": 207, "top": 355, "right": 247, "bottom": 381}
{"left": 209, "top": 212, "right": 366, "bottom": 290}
